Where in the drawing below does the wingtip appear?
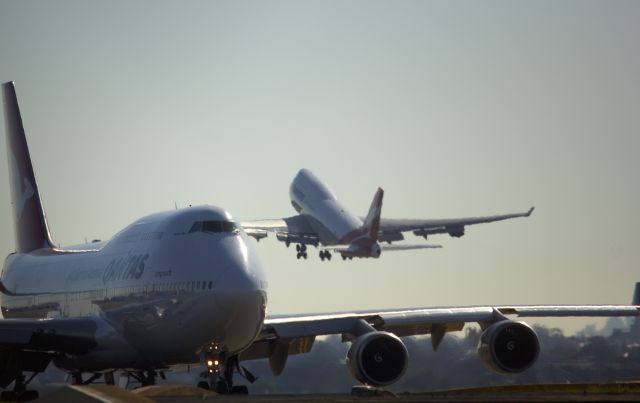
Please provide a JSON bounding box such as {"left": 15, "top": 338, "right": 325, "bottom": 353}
{"left": 526, "top": 206, "right": 535, "bottom": 216}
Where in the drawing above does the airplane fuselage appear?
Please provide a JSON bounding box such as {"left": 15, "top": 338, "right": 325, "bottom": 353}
{"left": 0, "top": 206, "right": 268, "bottom": 372}
{"left": 290, "top": 170, "right": 367, "bottom": 245}
{"left": 288, "top": 169, "right": 382, "bottom": 258}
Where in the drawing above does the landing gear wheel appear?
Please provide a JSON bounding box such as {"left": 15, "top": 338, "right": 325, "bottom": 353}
{"left": 296, "top": 253, "right": 301, "bottom": 259}
{"left": 1, "top": 390, "right": 39, "bottom": 401}
{"left": 231, "top": 385, "right": 249, "bottom": 394}
{"left": 319, "top": 250, "right": 332, "bottom": 261}
{"left": 303, "top": 253, "right": 308, "bottom": 259}
{"left": 215, "top": 380, "right": 229, "bottom": 394}
{"left": 296, "top": 244, "right": 301, "bottom": 252}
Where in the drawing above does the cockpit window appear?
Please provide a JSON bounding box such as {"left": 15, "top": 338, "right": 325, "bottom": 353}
{"left": 189, "top": 221, "right": 239, "bottom": 234}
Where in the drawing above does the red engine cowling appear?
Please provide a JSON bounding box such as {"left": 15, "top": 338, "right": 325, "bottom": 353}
{"left": 478, "top": 320, "right": 539, "bottom": 374}
{"left": 346, "top": 331, "right": 408, "bottom": 386}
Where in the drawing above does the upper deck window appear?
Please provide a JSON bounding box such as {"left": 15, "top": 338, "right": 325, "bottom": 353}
{"left": 189, "top": 221, "right": 239, "bottom": 234}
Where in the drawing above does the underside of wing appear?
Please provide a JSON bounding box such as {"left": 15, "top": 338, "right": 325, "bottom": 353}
{"left": 322, "top": 243, "right": 442, "bottom": 253}
{"left": 242, "top": 302, "right": 639, "bottom": 385}
{"left": 0, "top": 317, "right": 99, "bottom": 388}
{"left": 242, "top": 215, "right": 321, "bottom": 246}
{"left": 380, "top": 243, "right": 442, "bottom": 251}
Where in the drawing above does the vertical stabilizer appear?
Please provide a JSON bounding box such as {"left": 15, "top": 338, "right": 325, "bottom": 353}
{"left": 632, "top": 282, "right": 640, "bottom": 306}
{"left": 362, "top": 188, "right": 383, "bottom": 240}
{"left": 2, "top": 82, "right": 54, "bottom": 252}
{"left": 631, "top": 283, "right": 640, "bottom": 336}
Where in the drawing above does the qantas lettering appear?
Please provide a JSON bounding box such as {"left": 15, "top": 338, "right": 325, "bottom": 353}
{"left": 102, "top": 254, "right": 148, "bottom": 284}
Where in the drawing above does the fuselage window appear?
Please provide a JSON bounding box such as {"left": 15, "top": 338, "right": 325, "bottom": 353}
{"left": 189, "top": 221, "right": 238, "bottom": 234}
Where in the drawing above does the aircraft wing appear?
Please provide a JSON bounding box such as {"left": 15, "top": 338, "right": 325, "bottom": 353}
{"left": 377, "top": 206, "right": 535, "bottom": 241}
{"left": 240, "top": 303, "right": 639, "bottom": 375}
{"left": 0, "top": 317, "right": 99, "bottom": 387}
{"left": 242, "top": 215, "right": 321, "bottom": 246}
{"left": 323, "top": 244, "right": 442, "bottom": 252}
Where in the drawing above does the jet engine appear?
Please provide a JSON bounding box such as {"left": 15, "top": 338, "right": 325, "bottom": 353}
{"left": 446, "top": 225, "right": 465, "bottom": 238}
{"left": 346, "top": 332, "right": 408, "bottom": 386}
{"left": 478, "top": 321, "right": 539, "bottom": 374}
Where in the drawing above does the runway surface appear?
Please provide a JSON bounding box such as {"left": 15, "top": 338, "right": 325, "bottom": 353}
{"left": 34, "top": 382, "right": 640, "bottom": 402}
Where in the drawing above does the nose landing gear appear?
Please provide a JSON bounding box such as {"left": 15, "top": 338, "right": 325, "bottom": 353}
{"left": 198, "top": 352, "right": 255, "bottom": 394}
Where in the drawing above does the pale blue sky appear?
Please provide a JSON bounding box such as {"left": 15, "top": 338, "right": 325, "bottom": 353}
{"left": 1, "top": 1, "right": 639, "bottom": 333}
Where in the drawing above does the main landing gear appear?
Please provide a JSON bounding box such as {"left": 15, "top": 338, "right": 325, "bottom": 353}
{"left": 1, "top": 373, "right": 39, "bottom": 401}
{"left": 319, "top": 250, "right": 332, "bottom": 261}
{"left": 71, "top": 370, "right": 153, "bottom": 389}
{"left": 295, "top": 244, "right": 308, "bottom": 259}
{"left": 123, "top": 370, "right": 162, "bottom": 387}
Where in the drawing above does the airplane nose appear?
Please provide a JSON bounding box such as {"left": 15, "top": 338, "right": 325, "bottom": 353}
{"left": 216, "top": 265, "right": 262, "bottom": 293}
{"left": 215, "top": 237, "right": 265, "bottom": 293}
{"left": 213, "top": 256, "right": 267, "bottom": 353}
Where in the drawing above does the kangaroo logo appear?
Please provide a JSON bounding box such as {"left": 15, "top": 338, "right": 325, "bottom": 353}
{"left": 10, "top": 152, "right": 34, "bottom": 219}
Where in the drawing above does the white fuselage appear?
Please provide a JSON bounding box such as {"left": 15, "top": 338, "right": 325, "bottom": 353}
{"left": 289, "top": 169, "right": 365, "bottom": 246}
{"left": 0, "top": 205, "right": 267, "bottom": 372}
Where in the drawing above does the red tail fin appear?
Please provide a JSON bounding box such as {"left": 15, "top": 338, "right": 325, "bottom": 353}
{"left": 363, "top": 188, "right": 383, "bottom": 240}
{"left": 3, "top": 82, "right": 54, "bottom": 252}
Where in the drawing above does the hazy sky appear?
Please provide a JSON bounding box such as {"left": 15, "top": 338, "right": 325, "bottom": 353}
{"left": 1, "top": 1, "right": 639, "bottom": 334}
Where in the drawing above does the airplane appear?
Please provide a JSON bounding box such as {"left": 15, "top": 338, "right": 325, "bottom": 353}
{"left": 1, "top": 81, "right": 638, "bottom": 401}
{"left": 242, "top": 169, "right": 535, "bottom": 261}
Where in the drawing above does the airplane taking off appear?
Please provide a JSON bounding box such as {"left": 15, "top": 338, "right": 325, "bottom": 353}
{"left": 1, "top": 82, "right": 638, "bottom": 401}
{"left": 242, "top": 169, "right": 534, "bottom": 260}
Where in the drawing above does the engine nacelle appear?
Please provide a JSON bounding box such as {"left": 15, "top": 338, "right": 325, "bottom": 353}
{"left": 346, "top": 331, "right": 408, "bottom": 387}
{"left": 478, "top": 321, "right": 539, "bottom": 374}
{"left": 446, "top": 225, "right": 465, "bottom": 238}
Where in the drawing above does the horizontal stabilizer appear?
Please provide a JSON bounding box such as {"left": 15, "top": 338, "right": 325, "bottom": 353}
{"left": 381, "top": 244, "right": 442, "bottom": 251}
